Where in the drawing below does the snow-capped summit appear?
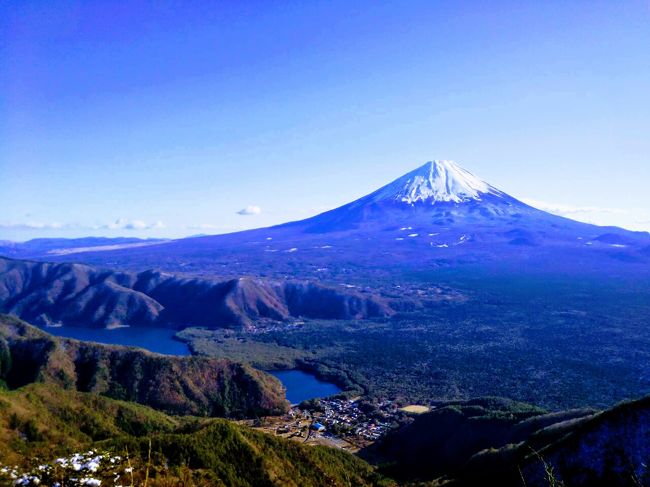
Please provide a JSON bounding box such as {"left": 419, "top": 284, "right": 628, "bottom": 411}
{"left": 50, "top": 156, "right": 650, "bottom": 281}
{"left": 370, "top": 160, "right": 503, "bottom": 205}
{"left": 295, "top": 159, "right": 522, "bottom": 232}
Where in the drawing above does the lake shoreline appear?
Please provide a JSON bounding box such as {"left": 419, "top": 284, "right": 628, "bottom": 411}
{"left": 37, "top": 325, "right": 343, "bottom": 405}
{"left": 268, "top": 369, "right": 342, "bottom": 405}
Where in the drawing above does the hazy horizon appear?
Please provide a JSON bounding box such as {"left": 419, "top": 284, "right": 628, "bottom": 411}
{"left": 2, "top": 157, "right": 650, "bottom": 243}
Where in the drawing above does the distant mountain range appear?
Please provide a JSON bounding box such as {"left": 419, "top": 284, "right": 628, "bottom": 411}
{"left": 26, "top": 160, "right": 646, "bottom": 282}
{"left": 0, "top": 237, "right": 168, "bottom": 259}
{"left": 2, "top": 162, "right": 650, "bottom": 486}
{"left": 1, "top": 160, "right": 648, "bottom": 329}
{"left": 0, "top": 256, "right": 395, "bottom": 329}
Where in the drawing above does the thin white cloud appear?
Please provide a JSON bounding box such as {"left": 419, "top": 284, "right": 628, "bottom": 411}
{"left": 0, "top": 221, "right": 65, "bottom": 230}
{"left": 522, "top": 198, "right": 650, "bottom": 232}
{"left": 186, "top": 223, "right": 221, "bottom": 230}
{"left": 237, "top": 205, "right": 262, "bottom": 216}
{"left": 0, "top": 219, "right": 166, "bottom": 232}
{"left": 184, "top": 223, "right": 247, "bottom": 235}
{"left": 185, "top": 223, "right": 241, "bottom": 231}
{"left": 98, "top": 218, "right": 166, "bottom": 230}
{"left": 295, "top": 205, "right": 334, "bottom": 215}
{"left": 521, "top": 198, "right": 627, "bottom": 217}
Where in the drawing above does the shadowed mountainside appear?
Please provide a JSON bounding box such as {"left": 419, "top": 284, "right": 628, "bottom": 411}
{"left": 0, "top": 315, "right": 288, "bottom": 418}
{"left": 513, "top": 395, "right": 650, "bottom": 487}
{"left": 372, "top": 394, "right": 650, "bottom": 486}
{"left": 0, "top": 256, "right": 395, "bottom": 329}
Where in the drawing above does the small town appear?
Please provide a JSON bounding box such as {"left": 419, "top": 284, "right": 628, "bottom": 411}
{"left": 244, "top": 397, "right": 431, "bottom": 451}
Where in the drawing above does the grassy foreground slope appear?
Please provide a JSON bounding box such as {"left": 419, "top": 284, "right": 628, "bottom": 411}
{"left": 0, "top": 384, "right": 389, "bottom": 486}
{"left": 0, "top": 383, "right": 183, "bottom": 465}
{"left": 0, "top": 314, "right": 288, "bottom": 418}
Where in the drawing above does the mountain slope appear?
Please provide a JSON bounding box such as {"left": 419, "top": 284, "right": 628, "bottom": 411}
{"left": 372, "top": 394, "right": 650, "bottom": 486}
{"left": 0, "top": 383, "right": 183, "bottom": 466}
{"left": 295, "top": 160, "right": 532, "bottom": 233}
{"left": 513, "top": 396, "right": 650, "bottom": 487}
{"left": 113, "top": 421, "right": 391, "bottom": 487}
{"left": 369, "top": 160, "right": 504, "bottom": 204}
{"left": 0, "top": 314, "right": 288, "bottom": 417}
{"left": 372, "top": 397, "right": 594, "bottom": 482}
{"left": 0, "top": 384, "right": 389, "bottom": 487}
{"left": 43, "top": 160, "right": 649, "bottom": 281}
{"left": 0, "top": 256, "right": 395, "bottom": 329}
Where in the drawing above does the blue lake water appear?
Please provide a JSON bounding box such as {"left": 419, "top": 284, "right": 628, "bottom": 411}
{"left": 40, "top": 326, "right": 191, "bottom": 356}
{"left": 269, "top": 370, "right": 342, "bottom": 404}
{"left": 40, "top": 327, "right": 341, "bottom": 403}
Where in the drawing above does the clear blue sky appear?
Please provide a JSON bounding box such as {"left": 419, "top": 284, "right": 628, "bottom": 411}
{"left": 2, "top": 0, "right": 649, "bottom": 240}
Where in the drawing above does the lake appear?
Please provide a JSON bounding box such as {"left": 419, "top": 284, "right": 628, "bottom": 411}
{"left": 268, "top": 369, "right": 342, "bottom": 404}
{"left": 40, "top": 326, "right": 191, "bottom": 356}
{"left": 40, "top": 326, "right": 342, "bottom": 403}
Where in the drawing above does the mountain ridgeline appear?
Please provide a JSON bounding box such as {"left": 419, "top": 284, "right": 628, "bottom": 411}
{"left": 39, "top": 160, "right": 649, "bottom": 281}
{"left": 1, "top": 161, "right": 650, "bottom": 486}
{"left": 372, "top": 396, "right": 650, "bottom": 486}
{"left": 0, "top": 256, "right": 394, "bottom": 329}
{"left": 0, "top": 315, "right": 288, "bottom": 417}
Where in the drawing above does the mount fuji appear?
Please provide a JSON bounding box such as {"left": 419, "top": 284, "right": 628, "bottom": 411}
{"left": 291, "top": 160, "right": 535, "bottom": 233}
{"left": 24, "top": 160, "right": 650, "bottom": 280}
{"left": 369, "top": 160, "right": 505, "bottom": 204}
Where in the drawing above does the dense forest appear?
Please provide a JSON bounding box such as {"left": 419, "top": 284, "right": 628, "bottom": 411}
{"left": 182, "top": 271, "right": 650, "bottom": 411}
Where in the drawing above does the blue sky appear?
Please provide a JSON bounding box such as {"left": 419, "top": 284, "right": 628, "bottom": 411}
{"left": 1, "top": 0, "right": 649, "bottom": 240}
